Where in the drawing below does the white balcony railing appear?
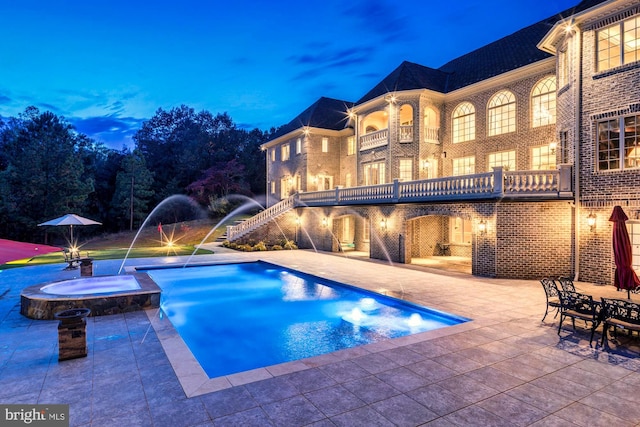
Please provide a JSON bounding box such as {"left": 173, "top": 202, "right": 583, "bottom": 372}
{"left": 226, "top": 165, "right": 573, "bottom": 241}
{"left": 359, "top": 129, "right": 388, "bottom": 150}
{"left": 399, "top": 126, "right": 413, "bottom": 142}
{"left": 424, "top": 126, "right": 439, "bottom": 144}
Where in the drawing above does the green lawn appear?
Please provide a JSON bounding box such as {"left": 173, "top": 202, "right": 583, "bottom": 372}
{"left": 0, "top": 245, "right": 213, "bottom": 270}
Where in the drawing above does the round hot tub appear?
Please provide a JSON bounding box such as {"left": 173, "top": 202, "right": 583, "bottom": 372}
{"left": 20, "top": 274, "right": 160, "bottom": 320}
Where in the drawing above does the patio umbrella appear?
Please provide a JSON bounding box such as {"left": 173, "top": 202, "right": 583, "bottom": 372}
{"left": 609, "top": 205, "right": 640, "bottom": 299}
{"left": 38, "top": 214, "right": 102, "bottom": 244}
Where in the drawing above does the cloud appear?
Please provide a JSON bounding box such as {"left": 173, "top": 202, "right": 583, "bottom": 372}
{"left": 69, "top": 115, "right": 146, "bottom": 150}
{"left": 0, "top": 94, "right": 11, "bottom": 104}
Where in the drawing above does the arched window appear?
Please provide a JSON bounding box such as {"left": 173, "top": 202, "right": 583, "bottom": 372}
{"left": 488, "top": 91, "right": 516, "bottom": 136}
{"left": 531, "top": 76, "right": 557, "bottom": 128}
{"left": 452, "top": 102, "right": 475, "bottom": 143}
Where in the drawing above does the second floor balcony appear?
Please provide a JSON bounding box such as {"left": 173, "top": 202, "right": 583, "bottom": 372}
{"left": 360, "top": 125, "right": 440, "bottom": 149}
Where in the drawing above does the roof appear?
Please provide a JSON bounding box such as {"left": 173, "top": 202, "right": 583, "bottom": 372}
{"left": 272, "top": 0, "right": 612, "bottom": 136}
{"left": 360, "top": 0, "right": 611, "bottom": 101}
{"left": 270, "top": 97, "right": 354, "bottom": 140}
{"left": 356, "top": 61, "right": 449, "bottom": 104}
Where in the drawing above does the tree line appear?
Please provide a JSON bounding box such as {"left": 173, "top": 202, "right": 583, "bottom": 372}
{"left": 0, "top": 105, "right": 274, "bottom": 242}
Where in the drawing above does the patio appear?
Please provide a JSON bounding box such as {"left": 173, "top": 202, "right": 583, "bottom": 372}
{"left": 2, "top": 248, "right": 640, "bottom": 426}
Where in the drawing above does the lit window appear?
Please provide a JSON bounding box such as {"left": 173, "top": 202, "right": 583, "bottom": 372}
{"left": 296, "top": 138, "right": 301, "bottom": 154}
{"left": 452, "top": 102, "right": 475, "bottom": 143}
{"left": 488, "top": 151, "right": 516, "bottom": 172}
{"left": 398, "top": 158, "right": 413, "bottom": 181}
{"left": 488, "top": 91, "right": 516, "bottom": 136}
{"left": 322, "top": 137, "right": 329, "bottom": 153}
{"left": 347, "top": 136, "right": 355, "bottom": 156}
{"left": 345, "top": 173, "right": 352, "bottom": 187}
{"left": 450, "top": 217, "right": 472, "bottom": 244}
{"left": 531, "top": 146, "right": 556, "bottom": 170}
{"left": 598, "top": 114, "right": 640, "bottom": 170}
{"left": 452, "top": 156, "right": 475, "bottom": 176}
{"left": 531, "top": 77, "right": 556, "bottom": 128}
{"left": 270, "top": 149, "right": 275, "bottom": 162}
{"left": 270, "top": 181, "right": 275, "bottom": 194}
{"left": 363, "top": 161, "right": 385, "bottom": 185}
{"left": 281, "top": 143, "right": 290, "bottom": 161}
{"left": 598, "top": 16, "right": 640, "bottom": 72}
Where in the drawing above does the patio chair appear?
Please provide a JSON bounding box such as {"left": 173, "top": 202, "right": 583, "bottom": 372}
{"left": 600, "top": 297, "right": 640, "bottom": 350}
{"left": 557, "top": 290, "right": 601, "bottom": 346}
{"left": 540, "top": 278, "right": 561, "bottom": 322}
{"left": 557, "top": 276, "right": 576, "bottom": 292}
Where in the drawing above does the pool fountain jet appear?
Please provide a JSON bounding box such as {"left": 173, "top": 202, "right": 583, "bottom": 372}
{"left": 118, "top": 195, "right": 201, "bottom": 275}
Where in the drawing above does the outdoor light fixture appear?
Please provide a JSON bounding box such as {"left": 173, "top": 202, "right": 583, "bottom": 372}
{"left": 322, "top": 217, "right": 328, "bottom": 227}
{"left": 295, "top": 216, "right": 301, "bottom": 226}
{"left": 549, "top": 141, "right": 558, "bottom": 155}
{"left": 303, "top": 127, "right": 310, "bottom": 136}
{"left": 587, "top": 213, "right": 597, "bottom": 232}
{"left": 478, "top": 220, "right": 487, "bottom": 235}
{"left": 384, "top": 93, "right": 397, "bottom": 104}
{"left": 422, "top": 160, "right": 431, "bottom": 171}
{"left": 380, "top": 218, "right": 387, "bottom": 231}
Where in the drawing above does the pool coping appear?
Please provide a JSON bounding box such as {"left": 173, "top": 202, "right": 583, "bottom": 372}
{"left": 143, "top": 260, "right": 481, "bottom": 398}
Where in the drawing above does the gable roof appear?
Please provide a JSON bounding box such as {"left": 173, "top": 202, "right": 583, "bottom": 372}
{"left": 270, "top": 97, "right": 354, "bottom": 140}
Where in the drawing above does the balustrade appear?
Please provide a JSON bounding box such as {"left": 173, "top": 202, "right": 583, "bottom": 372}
{"left": 227, "top": 166, "right": 572, "bottom": 240}
{"left": 359, "top": 129, "right": 388, "bottom": 150}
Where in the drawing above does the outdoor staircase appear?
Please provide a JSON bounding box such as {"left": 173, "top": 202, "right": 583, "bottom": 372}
{"left": 226, "top": 196, "right": 294, "bottom": 241}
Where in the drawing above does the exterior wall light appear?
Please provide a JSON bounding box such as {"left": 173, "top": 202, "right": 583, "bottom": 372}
{"left": 422, "top": 160, "right": 431, "bottom": 171}
{"left": 549, "top": 141, "right": 558, "bottom": 155}
{"left": 478, "top": 219, "right": 487, "bottom": 235}
{"left": 380, "top": 218, "right": 387, "bottom": 231}
{"left": 295, "top": 217, "right": 301, "bottom": 226}
{"left": 587, "top": 213, "right": 597, "bottom": 232}
{"left": 384, "top": 93, "right": 397, "bottom": 104}
{"left": 322, "top": 217, "right": 328, "bottom": 227}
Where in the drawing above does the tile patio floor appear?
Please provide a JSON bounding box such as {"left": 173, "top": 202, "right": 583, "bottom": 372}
{"left": 2, "top": 248, "right": 640, "bottom": 426}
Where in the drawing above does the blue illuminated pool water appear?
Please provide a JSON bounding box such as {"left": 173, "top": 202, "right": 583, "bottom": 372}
{"left": 143, "top": 261, "right": 468, "bottom": 378}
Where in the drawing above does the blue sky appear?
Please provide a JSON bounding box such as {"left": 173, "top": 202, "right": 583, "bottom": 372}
{"left": 0, "top": 0, "right": 578, "bottom": 150}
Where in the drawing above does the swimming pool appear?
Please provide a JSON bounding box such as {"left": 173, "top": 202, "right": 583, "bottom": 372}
{"left": 143, "top": 261, "right": 468, "bottom": 378}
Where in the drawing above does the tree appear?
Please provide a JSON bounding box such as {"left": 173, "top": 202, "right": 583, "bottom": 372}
{"left": 186, "top": 159, "right": 251, "bottom": 205}
{"left": 110, "top": 149, "right": 155, "bottom": 230}
{"left": 0, "top": 107, "right": 93, "bottom": 241}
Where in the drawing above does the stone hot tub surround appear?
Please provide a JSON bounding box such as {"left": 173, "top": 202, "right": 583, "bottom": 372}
{"left": 20, "top": 273, "right": 160, "bottom": 320}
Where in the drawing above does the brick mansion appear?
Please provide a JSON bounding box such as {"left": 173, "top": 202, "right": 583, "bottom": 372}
{"left": 227, "top": 0, "right": 640, "bottom": 285}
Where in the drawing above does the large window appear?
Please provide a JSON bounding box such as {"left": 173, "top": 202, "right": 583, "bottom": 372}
{"left": 281, "top": 143, "right": 290, "bottom": 161}
{"left": 347, "top": 136, "right": 355, "bottom": 156}
{"left": 597, "top": 114, "right": 640, "bottom": 170}
{"left": 452, "top": 102, "right": 475, "bottom": 143}
{"left": 532, "top": 77, "right": 556, "bottom": 128}
{"left": 488, "top": 91, "right": 516, "bottom": 136}
{"left": 488, "top": 150, "right": 516, "bottom": 172}
{"left": 398, "top": 158, "right": 413, "bottom": 181}
{"left": 364, "top": 161, "right": 385, "bottom": 185}
{"left": 296, "top": 138, "right": 302, "bottom": 154}
{"left": 532, "top": 145, "right": 556, "bottom": 170}
{"left": 598, "top": 16, "right": 640, "bottom": 72}
{"left": 322, "top": 137, "right": 329, "bottom": 153}
{"left": 450, "top": 217, "right": 472, "bottom": 244}
{"left": 452, "top": 156, "right": 475, "bottom": 176}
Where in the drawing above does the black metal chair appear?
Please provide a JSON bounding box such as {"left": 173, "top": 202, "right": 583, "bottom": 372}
{"left": 600, "top": 297, "right": 640, "bottom": 350}
{"left": 540, "top": 278, "right": 561, "bottom": 322}
{"left": 557, "top": 276, "right": 576, "bottom": 292}
{"left": 557, "top": 290, "right": 601, "bottom": 346}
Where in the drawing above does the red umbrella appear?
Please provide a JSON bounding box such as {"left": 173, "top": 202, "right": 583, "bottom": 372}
{"left": 609, "top": 206, "right": 640, "bottom": 299}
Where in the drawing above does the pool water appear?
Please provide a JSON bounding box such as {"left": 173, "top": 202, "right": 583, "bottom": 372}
{"left": 144, "top": 261, "right": 468, "bottom": 378}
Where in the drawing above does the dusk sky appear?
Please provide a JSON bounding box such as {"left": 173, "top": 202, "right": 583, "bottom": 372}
{"left": 0, "top": 0, "right": 579, "bottom": 150}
